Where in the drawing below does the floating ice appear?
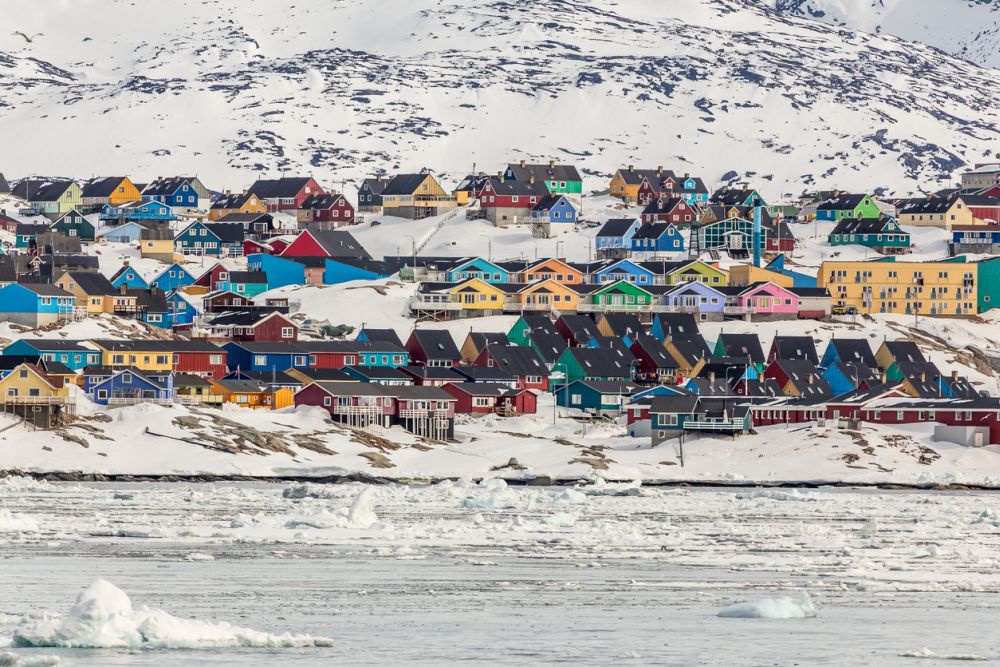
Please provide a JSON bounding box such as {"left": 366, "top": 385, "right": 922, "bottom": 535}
{"left": 0, "top": 510, "right": 38, "bottom": 533}
{"left": 736, "top": 489, "right": 818, "bottom": 502}
{"left": 12, "top": 580, "right": 332, "bottom": 649}
{"left": 0, "top": 651, "right": 62, "bottom": 666}
{"left": 717, "top": 594, "right": 817, "bottom": 619}
{"left": 553, "top": 488, "right": 587, "bottom": 505}
{"left": 347, "top": 487, "right": 379, "bottom": 528}
{"left": 282, "top": 483, "right": 342, "bottom": 500}
{"left": 898, "top": 648, "right": 986, "bottom": 660}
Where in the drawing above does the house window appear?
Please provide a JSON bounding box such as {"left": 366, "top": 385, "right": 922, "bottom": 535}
{"left": 253, "top": 355, "right": 266, "bottom": 366}
{"left": 571, "top": 394, "right": 582, "bottom": 405}
{"left": 294, "top": 355, "right": 307, "bottom": 366}
{"left": 123, "top": 374, "right": 132, "bottom": 384}
{"left": 98, "top": 390, "right": 108, "bottom": 400}
{"left": 281, "top": 327, "right": 294, "bottom": 338}
{"left": 323, "top": 396, "right": 332, "bottom": 406}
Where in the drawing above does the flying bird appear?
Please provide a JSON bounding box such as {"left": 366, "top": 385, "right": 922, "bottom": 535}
{"left": 12, "top": 31, "right": 43, "bottom": 44}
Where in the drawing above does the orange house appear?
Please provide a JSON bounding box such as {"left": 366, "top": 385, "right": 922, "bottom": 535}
{"left": 517, "top": 279, "right": 579, "bottom": 312}
{"left": 520, "top": 258, "right": 583, "bottom": 284}
{"left": 208, "top": 379, "right": 295, "bottom": 409}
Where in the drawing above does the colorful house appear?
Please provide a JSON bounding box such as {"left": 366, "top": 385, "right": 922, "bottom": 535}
{"left": 88, "top": 368, "right": 174, "bottom": 406}
{"left": 815, "top": 193, "right": 881, "bottom": 222}
{"left": 3, "top": 339, "right": 101, "bottom": 371}
{"left": 149, "top": 263, "right": 195, "bottom": 292}
{"left": 666, "top": 260, "right": 728, "bottom": 286}
{"left": 446, "top": 258, "right": 510, "bottom": 284}
{"left": 0, "top": 363, "right": 68, "bottom": 405}
{"left": 729, "top": 282, "right": 799, "bottom": 318}
{"left": 591, "top": 259, "right": 657, "bottom": 286}
{"left": 248, "top": 176, "right": 324, "bottom": 213}
{"left": 530, "top": 195, "right": 577, "bottom": 225}
{"left": 555, "top": 380, "right": 640, "bottom": 416}
{"left": 554, "top": 347, "right": 633, "bottom": 385}
{"left": 175, "top": 221, "right": 244, "bottom": 256}
{"left": 0, "top": 283, "right": 77, "bottom": 327}
{"left": 710, "top": 187, "right": 764, "bottom": 208}
{"left": 357, "top": 176, "right": 389, "bottom": 213}
{"left": 595, "top": 218, "right": 641, "bottom": 259}
{"left": 209, "top": 191, "right": 267, "bottom": 221}
{"left": 609, "top": 166, "right": 672, "bottom": 204}
{"left": 829, "top": 217, "right": 910, "bottom": 254}
{"left": 49, "top": 209, "right": 95, "bottom": 242}
{"left": 504, "top": 160, "right": 582, "bottom": 195}
{"left": 517, "top": 280, "right": 579, "bottom": 313}
{"left": 279, "top": 229, "right": 371, "bottom": 260}
{"left": 664, "top": 281, "right": 726, "bottom": 319}
{"left": 109, "top": 264, "right": 150, "bottom": 289}
{"left": 520, "top": 258, "right": 584, "bottom": 284}
{"left": 99, "top": 200, "right": 176, "bottom": 225}
{"left": 247, "top": 254, "right": 306, "bottom": 290}
{"left": 380, "top": 173, "right": 456, "bottom": 220}
{"left": 82, "top": 177, "right": 141, "bottom": 209}
{"left": 577, "top": 281, "right": 657, "bottom": 315}
{"left": 640, "top": 197, "right": 696, "bottom": 225}
{"left": 142, "top": 177, "right": 208, "bottom": 213}
{"left": 297, "top": 193, "right": 356, "bottom": 227}
{"left": 631, "top": 223, "right": 684, "bottom": 254}
{"left": 216, "top": 271, "right": 269, "bottom": 298}
{"left": 27, "top": 181, "right": 83, "bottom": 217}
{"left": 478, "top": 175, "right": 550, "bottom": 225}
{"left": 209, "top": 378, "right": 295, "bottom": 410}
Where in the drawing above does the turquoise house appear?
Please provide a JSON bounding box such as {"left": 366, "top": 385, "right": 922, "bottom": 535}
{"left": 248, "top": 254, "right": 306, "bottom": 290}
{"left": 0, "top": 283, "right": 77, "bottom": 328}
{"left": 3, "top": 339, "right": 101, "bottom": 371}
{"left": 217, "top": 271, "right": 268, "bottom": 298}
{"left": 446, "top": 258, "right": 510, "bottom": 284}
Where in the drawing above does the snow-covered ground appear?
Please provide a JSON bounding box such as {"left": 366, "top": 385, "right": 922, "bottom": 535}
{"left": 2, "top": 479, "right": 1000, "bottom": 664}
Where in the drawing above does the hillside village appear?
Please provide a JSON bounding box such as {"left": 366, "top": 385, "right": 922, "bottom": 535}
{"left": 1, "top": 160, "right": 1000, "bottom": 479}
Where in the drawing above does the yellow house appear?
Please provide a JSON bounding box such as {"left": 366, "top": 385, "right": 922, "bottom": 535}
{"left": 449, "top": 278, "right": 508, "bottom": 314}
{"left": 209, "top": 192, "right": 267, "bottom": 221}
{"left": 609, "top": 166, "right": 669, "bottom": 204}
{"left": 381, "top": 173, "right": 457, "bottom": 219}
{"left": 90, "top": 341, "right": 174, "bottom": 372}
{"left": 54, "top": 270, "right": 135, "bottom": 315}
{"left": 897, "top": 196, "right": 993, "bottom": 230}
{"left": 667, "top": 260, "right": 729, "bottom": 286}
{"left": 818, "top": 258, "right": 977, "bottom": 316}
{"left": 0, "top": 363, "right": 68, "bottom": 403}
{"left": 82, "top": 177, "right": 142, "bottom": 209}
{"left": 728, "top": 264, "right": 794, "bottom": 288}
{"left": 663, "top": 336, "right": 709, "bottom": 379}
{"left": 518, "top": 279, "right": 579, "bottom": 313}
{"left": 140, "top": 225, "right": 179, "bottom": 263}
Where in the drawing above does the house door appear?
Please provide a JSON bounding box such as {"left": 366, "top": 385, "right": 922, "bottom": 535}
{"left": 729, "top": 234, "right": 743, "bottom": 250}
{"left": 612, "top": 295, "right": 624, "bottom": 306}
{"left": 974, "top": 432, "right": 985, "bottom": 447}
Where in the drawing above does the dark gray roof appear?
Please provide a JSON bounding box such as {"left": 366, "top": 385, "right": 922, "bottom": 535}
{"left": 381, "top": 174, "right": 432, "bottom": 196}
{"left": 30, "top": 181, "right": 75, "bottom": 202}
{"left": 203, "top": 223, "right": 245, "bottom": 243}
{"left": 300, "top": 193, "right": 349, "bottom": 210}
{"left": 409, "top": 330, "right": 460, "bottom": 361}
{"left": 817, "top": 193, "right": 871, "bottom": 211}
{"left": 248, "top": 177, "right": 315, "bottom": 199}
{"left": 357, "top": 328, "right": 403, "bottom": 347}
{"left": 596, "top": 218, "right": 638, "bottom": 237}
{"left": 310, "top": 230, "right": 371, "bottom": 259}
{"left": 716, "top": 334, "right": 764, "bottom": 363}
{"left": 566, "top": 347, "right": 632, "bottom": 377}
{"left": 528, "top": 332, "right": 568, "bottom": 364}
{"left": 225, "top": 271, "right": 267, "bottom": 284}
{"left": 482, "top": 344, "right": 548, "bottom": 376}
{"left": 82, "top": 177, "right": 127, "bottom": 198}
{"left": 654, "top": 313, "right": 701, "bottom": 340}
{"left": 143, "top": 177, "right": 191, "bottom": 197}
{"left": 211, "top": 192, "right": 258, "bottom": 209}
{"left": 770, "top": 336, "right": 818, "bottom": 365}
{"left": 506, "top": 162, "right": 581, "bottom": 183}
{"left": 61, "top": 271, "right": 117, "bottom": 296}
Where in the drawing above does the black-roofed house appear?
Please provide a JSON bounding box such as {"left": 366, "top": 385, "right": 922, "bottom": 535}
{"left": 649, "top": 394, "right": 753, "bottom": 444}
{"left": 48, "top": 209, "right": 95, "bottom": 242}
{"left": 460, "top": 331, "right": 509, "bottom": 365}
{"left": 297, "top": 193, "right": 356, "bottom": 229}
{"left": 820, "top": 338, "right": 878, "bottom": 370}
{"left": 203, "top": 310, "right": 298, "bottom": 343}
{"left": 406, "top": 329, "right": 461, "bottom": 367}
{"left": 525, "top": 331, "right": 568, "bottom": 369}
{"left": 595, "top": 313, "right": 645, "bottom": 343}
{"left": 555, "top": 314, "right": 602, "bottom": 347}
{"left": 473, "top": 343, "right": 550, "bottom": 390}
{"left": 478, "top": 174, "right": 551, "bottom": 226}
{"left": 767, "top": 335, "right": 819, "bottom": 365}
{"left": 141, "top": 177, "right": 210, "bottom": 213}
{"left": 829, "top": 216, "right": 910, "bottom": 254}
{"left": 0, "top": 282, "right": 77, "bottom": 327}
{"left": 555, "top": 346, "right": 634, "bottom": 385}
{"left": 595, "top": 218, "right": 641, "bottom": 259}
{"left": 24, "top": 181, "right": 83, "bottom": 219}
{"left": 504, "top": 160, "right": 582, "bottom": 196}
{"left": 714, "top": 333, "right": 765, "bottom": 368}
{"left": 630, "top": 335, "right": 680, "bottom": 383}
{"left": 380, "top": 173, "right": 456, "bottom": 220}
{"left": 358, "top": 175, "right": 389, "bottom": 213}
{"left": 247, "top": 176, "right": 324, "bottom": 212}
{"left": 356, "top": 327, "right": 404, "bottom": 347}
{"left": 816, "top": 193, "right": 881, "bottom": 222}
{"left": 209, "top": 191, "right": 267, "bottom": 220}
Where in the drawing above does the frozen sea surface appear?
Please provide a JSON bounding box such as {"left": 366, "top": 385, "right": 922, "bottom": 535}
{"left": 1, "top": 478, "right": 1000, "bottom": 665}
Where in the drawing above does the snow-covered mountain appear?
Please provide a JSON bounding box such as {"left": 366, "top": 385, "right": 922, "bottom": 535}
{"left": 0, "top": 0, "right": 997, "bottom": 196}
{"left": 772, "top": 0, "right": 1000, "bottom": 68}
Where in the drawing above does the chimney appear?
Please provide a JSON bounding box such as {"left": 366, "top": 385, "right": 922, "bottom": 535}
{"left": 684, "top": 172, "right": 690, "bottom": 179}
{"left": 628, "top": 165, "right": 634, "bottom": 172}
{"left": 657, "top": 200, "right": 664, "bottom": 211}
{"left": 529, "top": 175, "right": 536, "bottom": 185}
{"left": 951, "top": 369, "right": 958, "bottom": 381}
{"left": 549, "top": 159, "right": 555, "bottom": 168}
{"left": 919, "top": 372, "right": 926, "bottom": 382}
{"left": 376, "top": 175, "right": 382, "bottom": 182}
{"left": 520, "top": 160, "right": 526, "bottom": 168}
{"left": 807, "top": 374, "right": 814, "bottom": 385}
{"left": 478, "top": 171, "right": 484, "bottom": 177}
{"left": 224, "top": 189, "right": 231, "bottom": 196}
{"left": 120, "top": 283, "right": 127, "bottom": 295}
{"left": 498, "top": 171, "right": 505, "bottom": 183}
{"left": 708, "top": 371, "right": 716, "bottom": 383}
{"left": 657, "top": 165, "right": 663, "bottom": 176}
{"left": 723, "top": 186, "right": 729, "bottom": 193}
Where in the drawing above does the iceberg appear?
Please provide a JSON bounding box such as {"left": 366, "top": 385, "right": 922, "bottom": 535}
{"left": 13, "top": 580, "right": 332, "bottom": 649}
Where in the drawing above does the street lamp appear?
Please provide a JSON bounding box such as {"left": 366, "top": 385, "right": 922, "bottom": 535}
{"left": 551, "top": 361, "right": 568, "bottom": 424}
{"left": 404, "top": 235, "right": 416, "bottom": 272}
{"left": 480, "top": 234, "right": 492, "bottom": 261}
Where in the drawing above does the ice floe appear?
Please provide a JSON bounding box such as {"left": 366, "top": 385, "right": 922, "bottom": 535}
{"left": 717, "top": 594, "right": 817, "bottom": 619}
{"left": 898, "top": 647, "right": 986, "bottom": 660}
{"left": 0, "top": 510, "right": 38, "bottom": 534}
{"left": 12, "top": 580, "right": 332, "bottom": 649}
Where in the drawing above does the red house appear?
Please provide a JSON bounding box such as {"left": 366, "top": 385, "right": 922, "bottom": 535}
{"left": 202, "top": 290, "right": 257, "bottom": 313}
{"left": 406, "top": 330, "right": 461, "bottom": 368}
{"left": 194, "top": 264, "right": 229, "bottom": 291}
{"left": 297, "top": 194, "right": 355, "bottom": 227}
{"left": 243, "top": 240, "right": 274, "bottom": 256}
{"left": 473, "top": 344, "right": 549, "bottom": 391}
{"left": 478, "top": 175, "right": 550, "bottom": 209}
{"left": 498, "top": 388, "right": 537, "bottom": 415}
{"left": 267, "top": 238, "right": 292, "bottom": 255}
{"left": 640, "top": 197, "right": 694, "bottom": 225}
{"left": 248, "top": 176, "right": 324, "bottom": 212}
{"left": 294, "top": 381, "right": 393, "bottom": 429}
{"left": 204, "top": 311, "right": 299, "bottom": 342}
{"left": 441, "top": 382, "right": 505, "bottom": 414}
{"left": 95, "top": 340, "right": 228, "bottom": 378}
{"left": 279, "top": 229, "right": 371, "bottom": 260}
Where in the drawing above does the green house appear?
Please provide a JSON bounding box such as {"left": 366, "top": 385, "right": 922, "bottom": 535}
{"left": 553, "top": 347, "right": 633, "bottom": 386}
{"left": 816, "top": 193, "right": 882, "bottom": 222}
{"left": 49, "top": 208, "right": 95, "bottom": 242}
{"left": 975, "top": 257, "right": 1000, "bottom": 313}
{"left": 504, "top": 162, "right": 582, "bottom": 195}
{"left": 582, "top": 281, "right": 655, "bottom": 313}
{"left": 828, "top": 217, "right": 910, "bottom": 254}
{"left": 507, "top": 315, "right": 557, "bottom": 347}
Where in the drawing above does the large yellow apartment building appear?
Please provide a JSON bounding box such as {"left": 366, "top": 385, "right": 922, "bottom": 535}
{"left": 818, "top": 258, "right": 977, "bottom": 316}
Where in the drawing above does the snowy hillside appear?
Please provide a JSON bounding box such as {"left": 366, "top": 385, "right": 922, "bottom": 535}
{"left": 1, "top": 0, "right": 998, "bottom": 196}
{"left": 773, "top": 0, "right": 1000, "bottom": 68}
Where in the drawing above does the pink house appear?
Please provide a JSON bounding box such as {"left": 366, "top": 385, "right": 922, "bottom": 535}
{"left": 732, "top": 282, "right": 799, "bottom": 316}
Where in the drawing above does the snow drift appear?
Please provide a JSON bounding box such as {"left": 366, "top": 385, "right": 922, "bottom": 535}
{"left": 12, "top": 580, "right": 332, "bottom": 649}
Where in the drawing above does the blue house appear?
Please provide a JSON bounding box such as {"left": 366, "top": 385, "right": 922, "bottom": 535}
{"left": 15, "top": 223, "right": 48, "bottom": 249}
{"left": 224, "top": 342, "right": 309, "bottom": 373}
{"left": 674, "top": 176, "right": 710, "bottom": 206}
{"left": 150, "top": 263, "right": 195, "bottom": 292}
{"left": 323, "top": 257, "right": 397, "bottom": 285}
{"left": 3, "top": 339, "right": 101, "bottom": 371}
{"left": 822, "top": 362, "right": 879, "bottom": 396}
{"left": 446, "top": 257, "right": 510, "bottom": 284}
{"left": 554, "top": 380, "right": 641, "bottom": 416}
{"left": 818, "top": 339, "right": 877, "bottom": 371}
{"left": 109, "top": 264, "right": 150, "bottom": 289}
{"left": 530, "top": 195, "right": 577, "bottom": 225}
{"left": 664, "top": 281, "right": 726, "bottom": 318}
{"left": 96, "top": 221, "right": 149, "bottom": 244}
{"left": 248, "top": 254, "right": 306, "bottom": 290}
{"left": 100, "top": 200, "right": 175, "bottom": 223}
{"left": 217, "top": 271, "right": 268, "bottom": 298}
{"left": 0, "top": 283, "right": 77, "bottom": 328}
{"left": 595, "top": 218, "right": 641, "bottom": 258}
{"left": 142, "top": 178, "right": 198, "bottom": 209}
{"left": 765, "top": 255, "right": 817, "bottom": 288}
{"left": 592, "top": 259, "right": 656, "bottom": 286}
{"left": 166, "top": 291, "right": 200, "bottom": 329}
{"left": 87, "top": 368, "right": 174, "bottom": 405}
{"left": 631, "top": 223, "right": 684, "bottom": 254}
